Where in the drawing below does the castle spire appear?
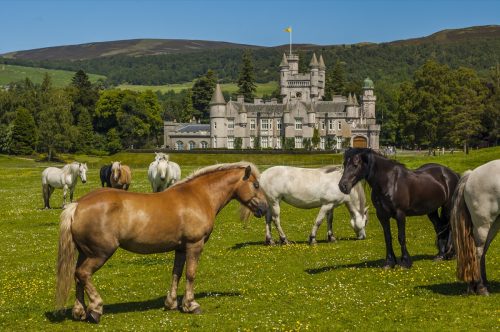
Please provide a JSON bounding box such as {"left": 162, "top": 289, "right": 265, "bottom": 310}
{"left": 210, "top": 84, "right": 226, "bottom": 105}
{"left": 318, "top": 54, "right": 326, "bottom": 69}
{"left": 309, "top": 53, "right": 319, "bottom": 67}
{"left": 280, "top": 53, "right": 289, "bottom": 67}
{"left": 353, "top": 94, "right": 359, "bottom": 106}
{"left": 347, "top": 93, "right": 353, "bottom": 106}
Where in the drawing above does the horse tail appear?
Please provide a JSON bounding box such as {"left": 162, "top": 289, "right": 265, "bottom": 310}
{"left": 450, "top": 172, "right": 479, "bottom": 282}
{"left": 56, "top": 202, "right": 78, "bottom": 311}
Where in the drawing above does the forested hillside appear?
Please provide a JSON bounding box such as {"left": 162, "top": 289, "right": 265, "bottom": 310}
{"left": 1, "top": 26, "right": 499, "bottom": 85}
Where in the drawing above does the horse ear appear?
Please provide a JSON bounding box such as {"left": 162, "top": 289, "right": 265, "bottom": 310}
{"left": 243, "top": 166, "right": 252, "bottom": 180}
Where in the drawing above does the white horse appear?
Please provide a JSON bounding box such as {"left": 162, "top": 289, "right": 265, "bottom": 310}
{"left": 42, "top": 162, "right": 88, "bottom": 209}
{"left": 148, "top": 155, "right": 181, "bottom": 192}
{"left": 260, "top": 165, "right": 369, "bottom": 245}
{"left": 451, "top": 159, "right": 500, "bottom": 295}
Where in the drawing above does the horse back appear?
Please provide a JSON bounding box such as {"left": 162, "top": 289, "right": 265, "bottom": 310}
{"left": 100, "top": 165, "right": 112, "bottom": 187}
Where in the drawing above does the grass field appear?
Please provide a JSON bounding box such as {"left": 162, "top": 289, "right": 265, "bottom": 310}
{"left": 117, "top": 81, "right": 279, "bottom": 97}
{"left": 0, "top": 64, "right": 106, "bottom": 87}
{"left": 0, "top": 148, "right": 498, "bottom": 331}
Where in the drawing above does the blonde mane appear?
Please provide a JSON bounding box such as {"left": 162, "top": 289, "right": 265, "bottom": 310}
{"left": 173, "top": 161, "right": 260, "bottom": 187}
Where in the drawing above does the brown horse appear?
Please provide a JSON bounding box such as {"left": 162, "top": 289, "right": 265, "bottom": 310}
{"left": 110, "top": 161, "right": 131, "bottom": 190}
{"left": 55, "top": 162, "right": 267, "bottom": 323}
{"left": 339, "top": 148, "right": 459, "bottom": 269}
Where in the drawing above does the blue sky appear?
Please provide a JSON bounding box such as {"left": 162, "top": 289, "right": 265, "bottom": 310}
{"left": 0, "top": 0, "right": 498, "bottom": 54}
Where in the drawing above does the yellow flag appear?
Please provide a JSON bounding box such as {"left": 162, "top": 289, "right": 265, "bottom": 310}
{"left": 284, "top": 27, "right": 292, "bottom": 33}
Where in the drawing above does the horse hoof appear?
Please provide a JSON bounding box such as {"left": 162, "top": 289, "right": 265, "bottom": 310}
{"left": 191, "top": 307, "right": 202, "bottom": 315}
{"left": 382, "top": 263, "right": 395, "bottom": 270}
{"left": 477, "top": 286, "right": 490, "bottom": 296}
{"left": 280, "top": 237, "right": 290, "bottom": 245}
{"left": 87, "top": 311, "right": 101, "bottom": 324}
{"left": 433, "top": 255, "right": 444, "bottom": 262}
{"left": 308, "top": 237, "right": 317, "bottom": 245}
{"left": 327, "top": 235, "right": 337, "bottom": 243}
{"left": 265, "top": 238, "right": 275, "bottom": 246}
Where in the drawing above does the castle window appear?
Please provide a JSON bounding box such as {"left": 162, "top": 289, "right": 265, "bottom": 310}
{"left": 295, "top": 118, "right": 302, "bottom": 130}
{"left": 329, "top": 120, "right": 334, "bottom": 130}
{"left": 200, "top": 141, "right": 208, "bottom": 149}
{"left": 320, "top": 137, "right": 325, "bottom": 150}
{"left": 228, "top": 119, "right": 234, "bottom": 129}
{"left": 261, "top": 136, "right": 268, "bottom": 148}
{"left": 212, "top": 136, "right": 217, "bottom": 148}
{"left": 214, "top": 121, "right": 217, "bottom": 129}
{"left": 188, "top": 141, "right": 195, "bottom": 150}
{"left": 276, "top": 119, "right": 282, "bottom": 130}
{"left": 261, "top": 119, "right": 271, "bottom": 130}
{"left": 250, "top": 119, "right": 256, "bottom": 130}
{"left": 249, "top": 136, "right": 255, "bottom": 148}
{"left": 276, "top": 137, "right": 282, "bottom": 149}
{"left": 338, "top": 121, "right": 342, "bottom": 130}
{"left": 227, "top": 136, "right": 234, "bottom": 149}
{"left": 295, "top": 136, "right": 303, "bottom": 148}
{"left": 176, "top": 141, "right": 184, "bottom": 150}
{"left": 321, "top": 120, "right": 325, "bottom": 130}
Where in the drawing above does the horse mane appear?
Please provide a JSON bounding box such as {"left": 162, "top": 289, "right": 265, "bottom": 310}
{"left": 173, "top": 161, "right": 260, "bottom": 187}
{"left": 62, "top": 162, "right": 79, "bottom": 175}
{"left": 320, "top": 165, "right": 343, "bottom": 173}
{"left": 345, "top": 148, "right": 405, "bottom": 168}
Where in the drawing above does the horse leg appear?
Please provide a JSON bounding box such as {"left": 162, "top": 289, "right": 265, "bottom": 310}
{"left": 62, "top": 185, "right": 68, "bottom": 209}
{"left": 72, "top": 252, "right": 87, "bottom": 321}
{"left": 269, "top": 200, "right": 289, "bottom": 244}
{"left": 428, "top": 210, "right": 447, "bottom": 260}
{"left": 165, "top": 249, "right": 186, "bottom": 310}
{"left": 377, "top": 211, "right": 396, "bottom": 269}
{"left": 182, "top": 241, "right": 204, "bottom": 314}
{"left": 309, "top": 204, "right": 332, "bottom": 245}
{"left": 265, "top": 206, "right": 275, "bottom": 245}
{"left": 326, "top": 209, "right": 336, "bottom": 242}
{"left": 396, "top": 211, "right": 412, "bottom": 268}
{"left": 75, "top": 256, "right": 109, "bottom": 323}
{"left": 475, "top": 220, "right": 499, "bottom": 295}
{"left": 42, "top": 184, "right": 50, "bottom": 209}
{"left": 70, "top": 187, "right": 74, "bottom": 203}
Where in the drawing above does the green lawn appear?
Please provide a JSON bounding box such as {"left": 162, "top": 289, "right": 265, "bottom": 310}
{"left": 0, "top": 148, "right": 498, "bottom": 330}
{"left": 117, "top": 81, "right": 279, "bottom": 97}
{"left": 0, "top": 64, "right": 106, "bottom": 87}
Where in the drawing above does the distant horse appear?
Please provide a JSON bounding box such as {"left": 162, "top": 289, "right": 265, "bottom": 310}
{"left": 110, "top": 161, "right": 131, "bottom": 190}
{"left": 42, "top": 162, "right": 88, "bottom": 209}
{"left": 55, "top": 162, "right": 268, "bottom": 323}
{"left": 148, "top": 156, "right": 182, "bottom": 192}
{"left": 260, "top": 165, "right": 368, "bottom": 245}
{"left": 451, "top": 159, "right": 500, "bottom": 295}
{"left": 99, "top": 164, "right": 112, "bottom": 187}
{"left": 338, "top": 148, "right": 459, "bottom": 268}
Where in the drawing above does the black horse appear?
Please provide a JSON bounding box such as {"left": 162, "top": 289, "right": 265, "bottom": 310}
{"left": 338, "top": 148, "right": 459, "bottom": 269}
{"left": 99, "top": 164, "right": 113, "bottom": 187}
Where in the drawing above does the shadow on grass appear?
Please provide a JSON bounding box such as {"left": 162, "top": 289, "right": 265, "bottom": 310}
{"left": 45, "top": 291, "right": 242, "bottom": 322}
{"left": 416, "top": 281, "right": 499, "bottom": 296}
{"left": 230, "top": 237, "right": 359, "bottom": 249}
{"left": 305, "top": 254, "right": 435, "bottom": 274}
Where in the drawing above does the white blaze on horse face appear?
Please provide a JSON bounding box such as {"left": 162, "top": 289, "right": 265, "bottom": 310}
{"left": 112, "top": 162, "right": 121, "bottom": 181}
{"left": 79, "top": 163, "right": 88, "bottom": 183}
{"left": 158, "top": 160, "right": 168, "bottom": 181}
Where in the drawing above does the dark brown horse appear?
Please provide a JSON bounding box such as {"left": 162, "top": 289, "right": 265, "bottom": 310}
{"left": 56, "top": 162, "right": 268, "bottom": 323}
{"left": 338, "top": 148, "right": 459, "bottom": 269}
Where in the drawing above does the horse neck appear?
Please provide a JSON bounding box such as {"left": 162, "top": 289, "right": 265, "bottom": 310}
{"left": 364, "top": 153, "right": 392, "bottom": 191}
{"left": 188, "top": 169, "right": 242, "bottom": 214}
{"left": 65, "top": 164, "right": 78, "bottom": 184}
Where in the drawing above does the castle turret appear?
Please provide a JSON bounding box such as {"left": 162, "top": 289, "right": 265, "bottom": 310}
{"left": 361, "top": 77, "right": 376, "bottom": 119}
{"left": 279, "top": 53, "right": 290, "bottom": 100}
{"left": 318, "top": 54, "right": 326, "bottom": 100}
{"left": 346, "top": 93, "right": 357, "bottom": 118}
{"left": 210, "top": 84, "right": 227, "bottom": 148}
{"left": 309, "top": 53, "right": 319, "bottom": 101}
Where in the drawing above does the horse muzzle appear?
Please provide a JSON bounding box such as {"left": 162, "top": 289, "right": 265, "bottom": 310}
{"left": 82, "top": 180, "right": 87, "bottom": 184}
{"left": 253, "top": 202, "right": 268, "bottom": 218}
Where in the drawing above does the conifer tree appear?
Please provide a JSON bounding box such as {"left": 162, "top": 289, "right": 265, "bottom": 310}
{"left": 180, "top": 89, "right": 196, "bottom": 122}
{"left": 11, "top": 107, "right": 37, "bottom": 155}
{"left": 192, "top": 69, "right": 217, "bottom": 119}
{"left": 237, "top": 51, "right": 257, "bottom": 102}
{"left": 76, "top": 108, "right": 94, "bottom": 153}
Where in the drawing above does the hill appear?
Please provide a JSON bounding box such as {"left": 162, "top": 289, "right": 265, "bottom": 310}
{"left": 0, "top": 64, "right": 106, "bottom": 87}
{"left": 1, "top": 25, "right": 499, "bottom": 86}
{"left": 1, "top": 39, "right": 261, "bottom": 61}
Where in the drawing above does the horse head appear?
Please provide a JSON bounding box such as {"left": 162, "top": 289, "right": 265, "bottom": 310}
{"left": 79, "top": 163, "right": 88, "bottom": 184}
{"left": 157, "top": 159, "right": 169, "bottom": 181}
{"left": 339, "top": 148, "right": 371, "bottom": 194}
{"left": 111, "top": 161, "right": 121, "bottom": 182}
{"left": 236, "top": 165, "right": 268, "bottom": 220}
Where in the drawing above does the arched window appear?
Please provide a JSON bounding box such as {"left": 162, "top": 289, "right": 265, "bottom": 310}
{"left": 188, "top": 141, "right": 196, "bottom": 150}
{"left": 200, "top": 141, "right": 208, "bottom": 149}
{"left": 176, "top": 141, "right": 184, "bottom": 150}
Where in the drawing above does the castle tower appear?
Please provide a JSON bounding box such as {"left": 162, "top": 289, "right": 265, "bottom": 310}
{"left": 361, "top": 77, "right": 376, "bottom": 119}
{"left": 309, "top": 53, "right": 319, "bottom": 101}
{"left": 209, "top": 84, "right": 226, "bottom": 148}
{"left": 318, "top": 54, "right": 326, "bottom": 100}
{"left": 279, "top": 54, "right": 290, "bottom": 101}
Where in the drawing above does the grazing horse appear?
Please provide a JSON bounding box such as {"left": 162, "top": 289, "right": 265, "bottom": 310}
{"left": 260, "top": 165, "right": 368, "bottom": 245}
{"left": 55, "top": 162, "right": 268, "bottom": 323}
{"left": 148, "top": 157, "right": 182, "bottom": 192}
{"left": 110, "top": 161, "right": 131, "bottom": 190}
{"left": 451, "top": 159, "right": 500, "bottom": 295}
{"left": 99, "top": 164, "right": 112, "bottom": 187}
{"left": 338, "top": 148, "right": 459, "bottom": 268}
{"left": 42, "top": 162, "right": 88, "bottom": 209}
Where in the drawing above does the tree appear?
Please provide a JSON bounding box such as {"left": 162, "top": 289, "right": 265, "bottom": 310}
{"left": 324, "top": 60, "right": 346, "bottom": 100}
{"left": 10, "top": 107, "right": 37, "bottom": 155}
{"left": 298, "top": 50, "right": 309, "bottom": 74}
{"left": 106, "top": 128, "right": 122, "bottom": 154}
{"left": 237, "top": 51, "right": 257, "bottom": 102}
{"left": 191, "top": 69, "right": 217, "bottom": 120}
{"left": 69, "top": 69, "right": 99, "bottom": 122}
{"left": 76, "top": 108, "right": 94, "bottom": 153}
{"left": 311, "top": 127, "right": 320, "bottom": 149}
{"left": 180, "top": 89, "right": 196, "bottom": 122}
{"left": 234, "top": 137, "right": 242, "bottom": 149}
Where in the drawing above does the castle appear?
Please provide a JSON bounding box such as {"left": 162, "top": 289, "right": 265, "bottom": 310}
{"left": 164, "top": 53, "right": 380, "bottom": 150}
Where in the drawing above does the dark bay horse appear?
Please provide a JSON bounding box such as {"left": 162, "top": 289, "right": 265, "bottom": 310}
{"left": 338, "top": 148, "right": 459, "bottom": 269}
{"left": 99, "top": 164, "right": 112, "bottom": 187}
{"left": 56, "top": 162, "right": 268, "bottom": 323}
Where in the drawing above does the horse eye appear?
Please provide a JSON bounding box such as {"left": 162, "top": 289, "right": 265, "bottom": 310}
{"left": 253, "top": 182, "right": 259, "bottom": 189}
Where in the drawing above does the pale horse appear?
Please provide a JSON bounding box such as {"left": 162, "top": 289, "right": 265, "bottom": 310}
{"left": 148, "top": 153, "right": 181, "bottom": 192}
{"left": 260, "top": 165, "right": 369, "bottom": 245}
{"left": 42, "top": 162, "right": 88, "bottom": 209}
{"left": 451, "top": 159, "right": 500, "bottom": 295}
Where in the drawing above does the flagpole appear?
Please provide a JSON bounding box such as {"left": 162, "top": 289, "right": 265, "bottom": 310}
{"left": 289, "top": 29, "right": 292, "bottom": 55}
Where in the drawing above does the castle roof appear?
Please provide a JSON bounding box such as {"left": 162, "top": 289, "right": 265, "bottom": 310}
{"left": 318, "top": 55, "right": 326, "bottom": 69}
{"left": 309, "top": 53, "right": 319, "bottom": 68}
{"left": 178, "top": 124, "right": 210, "bottom": 133}
{"left": 209, "top": 83, "right": 226, "bottom": 105}
{"left": 346, "top": 93, "right": 353, "bottom": 106}
{"left": 279, "top": 53, "right": 289, "bottom": 67}
{"left": 353, "top": 94, "right": 359, "bottom": 106}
